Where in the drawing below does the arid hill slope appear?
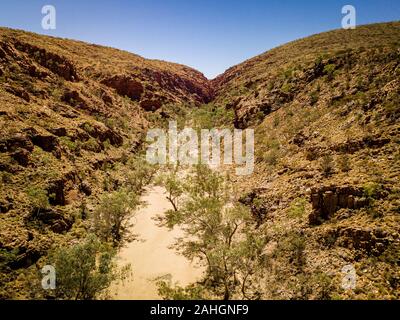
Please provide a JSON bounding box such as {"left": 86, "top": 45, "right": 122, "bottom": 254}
{"left": 0, "top": 27, "right": 211, "bottom": 298}
{"left": 210, "top": 21, "right": 400, "bottom": 299}
{"left": 0, "top": 22, "right": 399, "bottom": 299}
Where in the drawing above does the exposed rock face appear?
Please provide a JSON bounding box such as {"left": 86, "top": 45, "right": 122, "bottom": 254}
{"left": 308, "top": 185, "right": 389, "bottom": 225}
{"left": 47, "top": 127, "right": 67, "bottom": 137}
{"left": 324, "top": 227, "right": 396, "bottom": 255}
{"left": 14, "top": 40, "right": 79, "bottom": 81}
{"left": 101, "top": 75, "right": 144, "bottom": 101}
{"left": 4, "top": 85, "right": 30, "bottom": 102}
{"left": 0, "top": 134, "right": 34, "bottom": 153}
{"left": 309, "top": 185, "right": 364, "bottom": 224}
{"left": 47, "top": 179, "right": 66, "bottom": 206}
{"left": 61, "top": 89, "right": 87, "bottom": 109}
{"left": 140, "top": 99, "right": 163, "bottom": 112}
{"left": 0, "top": 197, "right": 13, "bottom": 213}
{"left": 304, "top": 135, "right": 392, "bottom": 160}
{"left": 24, "top": 128, "right": 61, "bottom": 159}
{"left": 11, "top": 149, "right": 30, "bottom": 166}
{"left": 133, "top": 66, "right": 214, "bottom": 104}
{"left": 30, "top": 208, "right": 73, "bottom": 234}
{"left": 80, "top": 122, "right": 123, "bottom": 147}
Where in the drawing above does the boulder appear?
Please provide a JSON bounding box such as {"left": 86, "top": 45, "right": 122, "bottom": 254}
{"left": 0, "top": 198, "right": 13, "bottom": 213}
{"left": 61, "top": 89, "right": 87, "bottom": 108}
{"left": 140, "top": 99, "right": 163, "bottom": 112}
{"left": 79, "top": 180, "right": 92, "bottom": 196}
{"left": 29, "top": 132, "right": 61, "bottom": 159}
{"left": 0, "top": 133, "right": 34, "bottom": 153}
{"left": 4, "top": 85, "right": 30, "bottom": 102}
{"left": 46, "top": 179, "right": 66, "bottom": 206}
{"left": 31, "top": 208, "right": 73, "bottom": 234}
{"left": 48, "top": 127, "right": 67, "bottom": 137}
{"left": 80, "top": 122, "right": 123, "bottom": 147}
{"left": 335, "top": 227, "right": 392, "bottom": 254}
{"left": 11, "top": 148, "right": 30, "bottom": 166}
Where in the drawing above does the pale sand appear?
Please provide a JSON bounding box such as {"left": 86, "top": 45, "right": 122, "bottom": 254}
{"left": 111, "top": 185, "right": 202, "bottom": 300}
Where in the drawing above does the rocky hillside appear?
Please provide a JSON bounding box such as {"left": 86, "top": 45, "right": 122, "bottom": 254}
{"left": 0, "top": 21, "right": 399, "bottom": 299}
{"left": 0, "top": 27, "right": 211, "bottom": 298}
{"left": 212, "top": 22, "right": 400, "bottom": 299}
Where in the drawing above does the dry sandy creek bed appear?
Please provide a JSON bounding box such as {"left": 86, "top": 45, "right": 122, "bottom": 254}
{"left": 110, "top": 185, "right": 203, "bottom": 299}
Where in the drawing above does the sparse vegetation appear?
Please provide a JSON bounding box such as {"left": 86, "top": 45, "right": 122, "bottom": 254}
{"left": 288, "top": 197, "right": 308, "bottom": 218}
{"left": 48, "top": 235, "right": 130, "bottom": 300}
{"left": 26, "top": 186, "right": 50, "bottom": 214}
{"left": 156, "top": 165, "right": 265, "bottom": 300}
{"left": 92, "top": 188, "right": 141, "bottom": 247}
{"left": 337, "top": 154, "right": 351, "bottom": 172}
{"left": 320, "top": 155, "right": 335, "bottom": 176}
{"left": 1, "top": 21, "right": 400, "bottom": 300}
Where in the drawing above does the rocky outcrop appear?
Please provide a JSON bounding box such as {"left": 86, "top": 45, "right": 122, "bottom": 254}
{"left": 308, "top": 185, "right": 388, "bottom": 225}
{"left": 239, "top": 190, "right": 271, "bottom": 224}
{"left": 140, "top": 99, "right": 163, "bottom": 112}
{"left": 0, "top": 134, "right": 34, "bottom": 153}
{"left": 11, "top": 149, "right": 30, "bottom": 166}
{"left": 309, "top": 185, "right": 364, "bottom": 224}
{"left": 323, "top": 227, "right": 396, "bottom": 255}
{"left": 134, "top": 66, "right": 214, "bottom": 104}
{"left": 14, "top": 40, "right": 79, "bottom": 81}
{"left": 24, "top": 128, "right": 62, "bottom": 159}
{"left": 4, "top": 84, "right": 30, "bottom": 102}
{"left": 101, "top": 75, "right": 144, "bottom": 101}
{"left": 61, "top": 89, "right": 87, "bottom": 109}
{"left": 47, "top": 127, "right": 67, "bottom": 137}
{"left": 0, "top": 196, "right": 13, "bottom": 213}
{"left": 80, "top": 122, "right": 123, "bottom": 147}
{"left": 304, "top": 135, "right": 392, "bottom": 160}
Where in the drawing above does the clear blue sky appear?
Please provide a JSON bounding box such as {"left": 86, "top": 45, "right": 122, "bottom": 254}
{"left": 0, "top": 0, "right": 399, "bottom": 78}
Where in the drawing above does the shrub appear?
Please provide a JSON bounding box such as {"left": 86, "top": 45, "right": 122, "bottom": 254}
{"left": 323, "top": 64, "right": 336, "bottom": 80}
{"left": 0, "top": 249, "right": 18, "bottom": 272}
{"left": 363, "top": 182, "right": 383, "bottom": 200}
{"left": 288, "top": 197, "right": 308, "bottom": 218}
{"left": 83, "top": 138, "right": 101, "bottom": 152}
{"left": 309, "top": 91, "right": 319, "bottom": 105}
{"left": 26, "top": 186, "right": 49, "bottom": 213}
{"left": 82, "top": 123, "right": 94, "bottom": 133}
{"left": 279, "top": 231, "right": 306, "bottom": 269}
{"left": 103, "top": 139, "right": 111, "bottom": 150}
{"left": 273, "top": 115, "right": 280, "bottom": 128}
{"left": 92, "top": 189, "right": 141, "bottom": 247}
{"left": 125, "top": 156, "right": 156, "bottom": 193}
{"left": 320, "top": 155, "right": 334, "bottom": 176}
{"left": 337, "top": 154, "right": 351, "bottom": 172}
{"left": 264, "top": 149, "right": 280, "bottom": 166}
{"left": 1, "top": 172, "right": 13, "bottom": 184}
{"left": 305, "top": 149, "right": 318, "bottom": 161}
{"left": 281, "top": 83, "right": 293, "bottom": 94}
{"left": 49, "top": 234, "right": 129, "bottom": 300}
{"left": 60, "top": 137, "right": 79, "bottom": 153}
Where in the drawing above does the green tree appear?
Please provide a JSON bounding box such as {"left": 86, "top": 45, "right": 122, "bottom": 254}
{"left": 124, "top": 155, "right": 156, "bottom": 193}
{"left": 92, "top": 188, "right": 141, "bottom": 247}
{"left": 157, "top": 165, "right": 265, "bottom": 300}
{"left": 49, "top": 235, "right": 130, "bottom": 300}
{"left": 155, "top": 164, "right": 184, "bottom": 214}
{"left": 26, "top": 186, "right": 50, "bottom": 215}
